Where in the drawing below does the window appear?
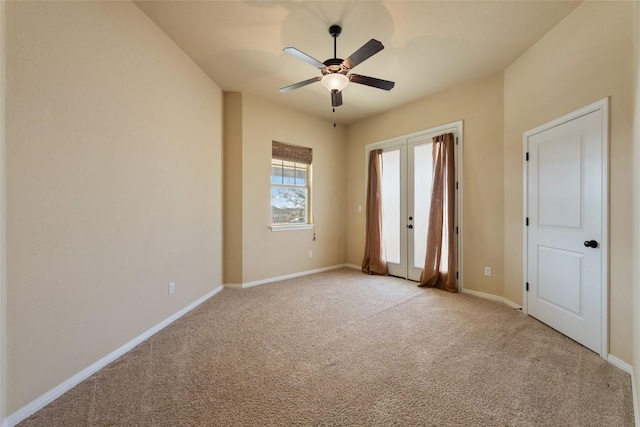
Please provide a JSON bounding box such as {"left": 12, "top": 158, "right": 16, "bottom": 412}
{"left": 271, "top": 141, "right": 312, "bottom": 228}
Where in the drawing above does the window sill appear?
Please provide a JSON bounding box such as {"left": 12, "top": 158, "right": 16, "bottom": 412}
{"left": 270, "top": 224, "right": 314, "bottom": 232}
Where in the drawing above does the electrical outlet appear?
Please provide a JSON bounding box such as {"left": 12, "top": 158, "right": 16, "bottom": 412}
{"left": 484, "top": 267, "right": 491, "bottom": 277}
{"left": 168, "top": 281, "right": 175, "bottom": 295}
{"left": 308, "top": 250, "right": 313, "bottom": 258}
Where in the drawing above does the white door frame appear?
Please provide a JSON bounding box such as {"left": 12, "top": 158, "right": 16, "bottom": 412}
{"left": 366, "top": 120, "right": 464, "bottom": 288}
{"left": 522, "top": 98, "right": 609, "bottom": 359}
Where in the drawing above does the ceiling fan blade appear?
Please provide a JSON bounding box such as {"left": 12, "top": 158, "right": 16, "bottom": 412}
{"left": 349, "top": 74, "right": 395, "bottom": 91}
{"left": 283, "top": 47, "right": 326, "bottom": 69}
{"left": 279, "top": 76, "right": 321, "bottom": 93}
{"left": 331, "top": 90, "right": 343, "bottom": 107}
{"left": 342, "top": 39, "right": 384, "bottom": 70}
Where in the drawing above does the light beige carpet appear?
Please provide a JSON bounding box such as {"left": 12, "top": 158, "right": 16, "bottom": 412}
{"left": 20, "top": 268, "right": 633, "bottom": 426}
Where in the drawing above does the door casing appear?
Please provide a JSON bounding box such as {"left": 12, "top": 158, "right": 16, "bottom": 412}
{"left": 522, "top": 98, "right": 609, "bottom": 359}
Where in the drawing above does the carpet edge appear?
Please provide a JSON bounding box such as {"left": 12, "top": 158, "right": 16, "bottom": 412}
{"left": 608, "top": 354, "right": 633, "bottom": 375}
{"left": 461, "top": 287, "right": 523, "bottom": 310}
{"left": 608, "top": 356, "right": 639, "bottom": 427}
{"left": 3, "top": 285, "right": 224, "bottom": 427}
{"left": 634, "top": 366, "right": 639, "bottom": 427}
{"left": 227, "top": 264, "right": 349, "bottom": 289}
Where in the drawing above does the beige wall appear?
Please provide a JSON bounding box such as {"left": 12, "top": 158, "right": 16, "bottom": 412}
{"left": 223, "top": 93, "right": 243, "bottom": 284}
{"left": 346, "top": 73, "right": 505, "bottom": 297}
{"left": 223, "top": 93, "right": 348, "bottom": 284}
{"left": 633, "top": 0, "right": 640, "bottom": 414}
{"left": 504, "top": 1, "right": 634, "bottom": 363}
{"left": 4, "top": 1, "right": 223, "bottom": 413}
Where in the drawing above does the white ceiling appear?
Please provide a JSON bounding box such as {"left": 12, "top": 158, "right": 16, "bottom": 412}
{"left": 134, "top": 1, "right": 581, "bottom": 124}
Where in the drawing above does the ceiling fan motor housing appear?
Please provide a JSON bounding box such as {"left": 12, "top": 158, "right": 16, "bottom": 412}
{"left": 322, "top": 58, "right": 348, "bottom": 75}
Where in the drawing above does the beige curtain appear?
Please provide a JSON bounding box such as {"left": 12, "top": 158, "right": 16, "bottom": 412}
{"left": 362, "top": 149, "right": 388, "bottom": 276}
{"left": 419, "top": 133, "right": 456, "bottom": 292}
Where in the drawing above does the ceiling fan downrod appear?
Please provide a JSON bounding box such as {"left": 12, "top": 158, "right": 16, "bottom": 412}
{"left": 329, "top": 25, "right": 341, "bottom": 59}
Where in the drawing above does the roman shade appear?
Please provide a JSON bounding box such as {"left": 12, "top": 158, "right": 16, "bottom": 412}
{"left": 272, "top": 141, "right": 313, "bottom": 165}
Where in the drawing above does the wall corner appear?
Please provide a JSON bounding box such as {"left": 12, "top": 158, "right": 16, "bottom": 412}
{"left": 222, "top": 92, "right": 244, "bottom": 284}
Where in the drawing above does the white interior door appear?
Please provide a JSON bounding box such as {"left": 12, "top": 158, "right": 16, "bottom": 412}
{"left": 377, "top": 125, "right": 458, "bottom": 282}
{"left": 525, "top": 106, "right": 606, "bottom": 355}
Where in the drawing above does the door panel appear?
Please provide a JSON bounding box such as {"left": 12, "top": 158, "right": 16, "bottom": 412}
{"left": 537, "top": 135, "right": 582, "bottom": 228}
{"left": 537, "top": 246, "right": 582, "bottom": 315}
{"left": 527, "top": 109, "right": 603, "bottom": 353}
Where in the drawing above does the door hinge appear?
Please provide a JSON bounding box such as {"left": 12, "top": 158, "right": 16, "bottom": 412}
{"left": 526, "top": 217, "right": 529, "bottom": 226}
{"left": 456, "top": 181, "right": 458, "bottom": 190}
{"left": 456, "top": 226, "right": 459, "bottom": 235}
{"left": 456, "top": 271, "right": 459, "bottom": 279}
{"left": 526, "top": 282, "right": 529, "bottom": 292}
{"left": 526, "top": 152, "right": 529, "bottom": 161}
{"left": 456, "top": 137, "right": 459, "bottom": 145}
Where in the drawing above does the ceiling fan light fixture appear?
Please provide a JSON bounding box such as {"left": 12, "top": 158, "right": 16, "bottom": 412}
{"left": 321, "top": 73, "right": 349, "bottom": 92}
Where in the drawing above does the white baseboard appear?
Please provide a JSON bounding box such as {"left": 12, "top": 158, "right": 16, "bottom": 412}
{"left": 607, "top": 357, "right": 637, "bottom": 426}
{"left": 632, "top": 366, "right": 639, "bottom": 427}
{"left": 345, "top": 263, "right": 361, "bottom": 270}
{"left": 608, "top": 354, "right": 633, "bottom": 375}
{"left": 3, "top": 285, "right": 224, "bottom": 427}
{"left": 224, "top": 264, "right": 348, "bottom": 289}
{"left": 605, "top": 355, "right": 638, "bottom": 426}
{"left": 461, "top": 287, "right": 523, "bottom": 310}
{"left": 223, "top": 283, "right": 242, "bottom": 289}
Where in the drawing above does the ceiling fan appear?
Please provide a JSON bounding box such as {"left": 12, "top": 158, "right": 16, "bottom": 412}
{"left": 279, "top": 25, "right": 395, "bottom": 107}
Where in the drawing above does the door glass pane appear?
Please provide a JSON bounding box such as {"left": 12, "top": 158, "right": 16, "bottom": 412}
{"left": 381, "top": 150, "right": 400, "bottom": 264}
{"left": 413, "top": 143, "right": 433, "bottom": 268}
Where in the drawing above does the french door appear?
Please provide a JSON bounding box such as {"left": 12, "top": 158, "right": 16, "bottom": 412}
{"left": 372, "top": 123, "right": 460, "bottom": 281}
